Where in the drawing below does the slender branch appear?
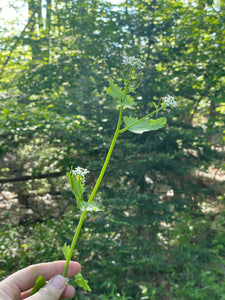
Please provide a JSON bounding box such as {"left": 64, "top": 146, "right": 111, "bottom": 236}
{"left": 0, "top": 171, "right": 64, "bottom": 184}
{"left": 88, "top": 106, "right": 123, "bottom": 203}
{"left": 62, "top": 210, "right": 87, "bottom": 277}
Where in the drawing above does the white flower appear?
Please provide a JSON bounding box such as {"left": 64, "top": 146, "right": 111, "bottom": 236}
{"left": 72, "top": 166, "right": 89, "bottom": 181}
{"left": 162, "top": 95, "right": 177, "bottom": 107}
{"left": 122, "top": 56, "right": 143, "bottom": 69}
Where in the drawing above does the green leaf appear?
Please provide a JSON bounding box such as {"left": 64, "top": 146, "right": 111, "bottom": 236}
{"left": 106, "top": 78, "right": 122, "bottom": 100}
{"left": 123, "top": 116, "right": 167, "bottom": 134}
{"left": 78, "top": 202, "right": 104, "bottom": 212}
{"left": 66, "top": 172, "right": 75, "bottom": 193}
{"left": 118, "top": 94, "right": 136, "bottom": 108}
{"left": 66, "top": 172, "right": 84, "bottom": 208}
{"left": 107, "top": 79, "right": 135, "bottom": 108}
{"left": 3, "top": 108, "right": 10, "bottom": 116}
{"left": 62, "top": 242, "right": 71, "bottom": 260}
{"left": 74, "top": 273, "right": 91, "bottom": 292}
{"left": 73, "top": 179, "right": 84, "bottom": 201}
{"left": 152, "top": 102, "right": 158, "bottom": 110}
{"left": 31, "top": 275, "right": 46, "bottom": 295}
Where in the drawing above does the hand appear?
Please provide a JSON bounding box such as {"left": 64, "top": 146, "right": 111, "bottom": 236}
{"left": 0, "top": 260, "right": 81, "bottom": 300}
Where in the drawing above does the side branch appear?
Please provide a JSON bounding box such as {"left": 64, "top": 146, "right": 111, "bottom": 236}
{"left": 0, "top": 171, "right": 64, "bottom": 184}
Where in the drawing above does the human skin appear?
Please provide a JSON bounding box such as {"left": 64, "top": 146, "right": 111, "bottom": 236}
{"left": 0, "top": 260, "right": 81, "bottom": 300}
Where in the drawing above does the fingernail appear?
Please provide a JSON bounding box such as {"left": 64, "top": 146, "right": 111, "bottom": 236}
{"left": 49, "top": 275, "right": 66, "bottom": 289}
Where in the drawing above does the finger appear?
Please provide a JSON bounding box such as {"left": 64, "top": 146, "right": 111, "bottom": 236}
{"left": 26, "top": 275, "right": 66, "bottom": 300}
{"left": 2, "top": 261, "right": 81, "bottom": 295}
{"left": 22, "top": 283, "right": 75, "bottom": 299}
{"left": 61, "top": 284, "right": 75, "bottom": 299}
{"left": 21, "top": 288, "right": 33, "bottom": 299}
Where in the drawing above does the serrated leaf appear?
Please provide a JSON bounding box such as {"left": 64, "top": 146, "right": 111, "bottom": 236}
{"left": 123, "top": 116, "right": 167, "bottom": 134}
{"left": 62, "top": 242, "right": 71, "bottom": 260}
{"left": 117, "top": 94, "right": 136, "bottom": 108}
{"left": 31, "top": 275, "right": 46, "bottom": 295}
{"left": 152, "top": 102, "right": 158, "bottom": 109}
{"left": 106, "top": 78, "right": 136, "bottom": 108}
{"left": 73, "top": 179, "right": 84, "bottom": 201}
{"left": 66, "top": 172, "right": 73, "bottom": 189}
{"left": 106, "top": 78, "right": 122, "bottom": 100}
{"left": 75, "top": 273, "right": 91, "bottom": 292}
{"left": 66, "top": 172, "right": 84, "bottom": 209}
{"left": 78, "top": 202, "right": 103, "bottom": 212}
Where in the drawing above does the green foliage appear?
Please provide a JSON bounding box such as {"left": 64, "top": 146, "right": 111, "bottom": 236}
{"left": 66, "top": 170, "right": 103, "bottom": 212}
{"left": 0, "top": 0, "right": 225, "bottom": 299}
{"left": 66, "top": 172, "right": 84, "bottom": 208}
{"left": 62, "top": 243, "right": 71, "bottom": 260}
{"left": 62, "top": 242, "right": 92, "bottom": 293}
{"left": 30, "top": 275, "right": 46, "bottom": 295}
{"left": 106, "top": 78, "right": 123, "bottom": 103}
{"left": 123, "top": 116, "right": 167, "bottom": 134}
{"left": 75, "top": 273, "right": 92, "bottom": 292}
{"left": 0, "top": 219, "right": 63, "bottom": 279}
{"left": 106, "top": 78, "right": 136, "bottom": 108}
{"left": 78, "top": 202, "right": 103, "bottom": 212}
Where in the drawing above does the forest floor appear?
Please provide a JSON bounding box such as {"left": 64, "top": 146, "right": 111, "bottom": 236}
{"left": 0, "top": 166, "right": 224, "bottom": 226}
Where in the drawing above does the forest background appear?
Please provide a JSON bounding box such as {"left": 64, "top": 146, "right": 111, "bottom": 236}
{"left": 0, "top": 0, "right": 225, "bottom": 299}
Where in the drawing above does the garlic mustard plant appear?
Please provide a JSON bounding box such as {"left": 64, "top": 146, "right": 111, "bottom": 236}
{"left": 31, "top": 56, "right": 177, "bottom": 294}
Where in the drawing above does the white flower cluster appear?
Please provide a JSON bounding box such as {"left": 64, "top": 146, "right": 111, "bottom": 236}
{"left": 72, "top": 166, "right": 89, "bottom": 181}
{"left": 162, "top": 95, "right": 177, "bottom": 107}
{"left": 122, "top": 56, "right": 143, "bottom": 69}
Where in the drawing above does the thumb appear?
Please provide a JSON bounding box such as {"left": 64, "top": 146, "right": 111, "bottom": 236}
{"left": 28, "top": 275, "right": 66, "bottom": 300}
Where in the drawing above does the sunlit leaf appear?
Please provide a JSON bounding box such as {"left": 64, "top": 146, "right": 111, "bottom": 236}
{"left": 73, "top": 179, "right": 84, "bottom": 201}
{"left": 31, "top": 275, "right": 46, "bottom": 295}
{"left": 74, "top": 273, "right": 91, "bottom": 292}
{"left": 123, "top": 116, "right": 167, "bottom": 134}
{"left": 78, "top": 202, "right": 103, "bottom": 212}
{"left": 106, "top": 78, "right": 122, "bottom": 100}
{"left": 62, "top": 242, "right": 71, "bottom": 260}
{"left": 118, "top": 94, "right": 136, "bottom": 108}
{"left": 66, "top": 172, "right": 84, "bottom": 208}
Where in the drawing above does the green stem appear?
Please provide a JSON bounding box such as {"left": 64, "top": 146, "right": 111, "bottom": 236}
{"left": 88, "top": 106, "right": 123, "bottom": 203}
{"left": 62, "top": 106, "right": 124, "bottom": 277}
{"left": 62, "top": 210, "right": 87, "bottom": 277}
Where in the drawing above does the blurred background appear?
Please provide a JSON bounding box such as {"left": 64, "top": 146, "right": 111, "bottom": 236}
{"left": 0, "top": 0, "right": 225, "bottom": 299}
